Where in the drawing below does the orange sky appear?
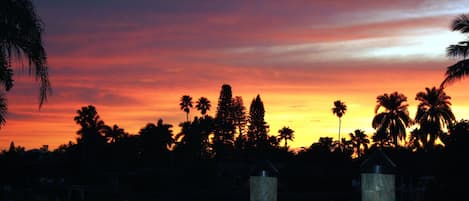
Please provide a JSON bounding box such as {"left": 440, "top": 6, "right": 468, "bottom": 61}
{"left": 2, "top": 0, "right": 469, "bottom": 150}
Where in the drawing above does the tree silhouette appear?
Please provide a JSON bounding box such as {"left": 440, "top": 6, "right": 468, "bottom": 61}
{"left": 415, "top": 87, "right": 455, "bottom": 151}
{"left": 278, "top": 126, "right": 294, "bottom": 149}
{"left": 442, "top": 14, "right": 469, "bottom": 86}
{"left": 372, "top": 92, "right": 412, "bottom": 147}
{"left": 138, "top": 119, "right": 174, "bottom": 163}
{"left": 73, "top": 105, "right": 108, "bottom": 168}
{"left": 175, "top": 116, "right": 214, "bottom": 160}
{"left": 316, "top": 137, "right": 335, "bottom": 152}
{"left": 232, "top": 96, "right": 247, "bottom": 152}
{"left": 73, "top": 105, "right": 108, "bottom": 145}
{"left": 332, "top": 100, "right": 347, "bottom": 145}
{"left": 6, "top": 141, "right": 25, "bottom": 154}
{"left": 195, "top": 97, "right": 211, "bottom": 116}
{"left": 213, "top": 84, "right": 236, "bottom": 158}
{"left": 180, "top": 95, "right": 193, "bottom": 122}
{"left": 247, "top": 95, "right": 270, "bottom": 151}
{"left": 104, "top": 124, "right": 128, "bottom": 144}
{"left": 348, "top": 129, "right": 369, "bottom": 158}
{"left": 175, "top": 121, "right": 199, "bottom": 159}
{"left": 0, "top": 0, "right": 51, "bottom": 126}
{"left": 336, "top": 137, "right": 354, "bottom": 158}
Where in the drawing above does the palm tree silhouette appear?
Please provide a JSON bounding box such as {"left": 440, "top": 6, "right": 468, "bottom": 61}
{"left": 104, "top": 124, "right": 127, "bottom": 144}
{"left": 277, "top": 126, "right": 294, "bottom": 149}
{"left": 74, "top": 105, "right": 108, "bottom": 144}
{"left": 348, "top": 129, "right": 369, "bottom": 158}
{"left": 195, "top": 97, "right": 211, "bottom": 116}
{"left": 180, "top": 95, "right": 193, "bottom": 122}
{"left": 415, "top": 87, "right": 455, "bottom": 151}
{"left": 175, "top": 116, "right": 214, "bottom": 159}
{"left": 0, "top": 0, "right": 51, "bottom": 126}
{"left": 138, "top": 119, "right": 174, "bottom": 161}
{"left": 332, "top": 100, "right": 347, "bottom": 145}
{"left": 73, "top": 105, "right": 108, "bottom": 165}
{"left": 175, "top": 121, "right": 197, "bottom": 156}
{"left": 372, "top": 92, "right": 412, "bottom": 147}
{"left": 442, "top": 14, "right": 469, "bottom": 86}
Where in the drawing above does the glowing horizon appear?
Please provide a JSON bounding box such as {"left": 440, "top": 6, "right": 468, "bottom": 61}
{"left": 1, "top": 0, "right": 469, "bottom": 150}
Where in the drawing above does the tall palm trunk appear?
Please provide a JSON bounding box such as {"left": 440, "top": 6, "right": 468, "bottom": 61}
{"left": 338, "top": 117, "right": 342, "bottom": 146}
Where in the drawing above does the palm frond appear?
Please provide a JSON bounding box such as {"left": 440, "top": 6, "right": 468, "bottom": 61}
{"left": 0, "top": 56, "right": 14, "bottom": 91}
{"left": 0, "top": 0, "right": 51, "bottom": 108}
{"left": 451, "top": 14, "right": 469, "bottom": 33}
{"left": 441, "top": 59, "right": 469, "bottom": 87}
{"left": 447, "top": 42, "right": 469, "bottom": 58}
{"left": 372, "top": 113, "right": 386, "bottom": 129}
{"left": 0, "top": 94, "right": 7, "bottom": 127}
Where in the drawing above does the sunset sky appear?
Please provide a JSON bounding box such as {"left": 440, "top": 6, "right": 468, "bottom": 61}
{"left": 2, "top": 0, "right": 469, "bottom": 150}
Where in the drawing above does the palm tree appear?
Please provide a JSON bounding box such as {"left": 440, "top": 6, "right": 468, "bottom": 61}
{"left": 0, "top": 0, "right": 51, "bottom": 126}
{"left": 195, "top": 97, "right": 211, "bottom": 116}
{"left": 73, "top": 105, "right": 108, "bottom": 145}
{"left": 349, "top": 129, "right": 369, "bottom": 158}
{"left": 180, "top": 95, "right": 193, "bottom": 122}
{"left": 441, "top": 14, "right": 469, "bottom": 86}
{"left": 175, "top": 121, "right": 198, "bottom": 157}
{"left": 73, "top": 105, "right": 108, "bottom": 164}
{"left": 332, "top": 100, "right": 347, "bottom": 144}
{"left": 277, "top": 126, "right": 294, "bottom": 148}
{"left": 104, "top": 124, "right": 127, "bottom": 144}
{"left": 372, "top": 92, "right": 412, "bottom": 147}
{"left": 174, "top": 116, "right": 214, "bottom": 159}
{"left": 155, "top": 119, "right": 175, "bottom": 150}
{"left": 138, "top": 119, "right": 174, "bottom": 160}
{"left": 415, "top": 87, "right": 455, "bottom": 151}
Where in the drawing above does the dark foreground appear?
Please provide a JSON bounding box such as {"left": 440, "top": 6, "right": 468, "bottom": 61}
{"left": 1, "top": 149, "right": 468, "bottom": 201}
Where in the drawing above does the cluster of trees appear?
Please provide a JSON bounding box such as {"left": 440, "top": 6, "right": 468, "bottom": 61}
{"left": 326, "top": 15, "right": 469, "bottom": 155}
{"left": 1, "top": 82, "right": 467, "bottom": 165}
{"left": 45, "top": 84, "right": 298, "bottom": 166}
{"left": 328, "top": 86, "right": 459, "bottom": 156}
{"left": 370, "top": 87, "right": 454, "bottom": 152}
{"left": 35, "top": 82, "right": 468, "bottom": 165}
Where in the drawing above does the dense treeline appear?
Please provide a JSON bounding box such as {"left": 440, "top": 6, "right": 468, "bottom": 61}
{"left": 1, "top": 84, "right": 469, "bottom": 201}
{"left": 32, "top": 84, "right": 468, "bottom": 161}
